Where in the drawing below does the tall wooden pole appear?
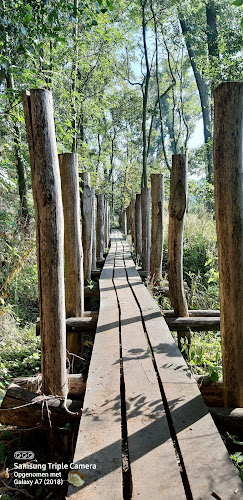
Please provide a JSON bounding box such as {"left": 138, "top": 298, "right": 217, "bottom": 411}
{"left": 214, "top": 82, "right": 243, "bottom": 407}
{"left": 96, "top": 193, "right": 105, "bottom": 261}
{"left": 22, "top": 90, "right": 66, "bottom": 397}
{"left": 141, "top": 187, "right": 151, "bottom": 272}
{"left": 122, "top": 210, "right": 127, "bottom": 235}
{"left": 104, "top": 199, "right": 108, "bottom": 250}
{"left": 80, "top": 172, "right": 93, "bottom": 283}
{"left": 59, "top": 153, "right": 84, "bottom": 357}
{"left": 168, "top": 154, "right": 189, "bottom": 349}
{"left": 91, "top": 187, "right": 96, "bottom": 271}
{"left": 131, "top": 198, "right": 136, "bottom": 249}
{"left": 150, "top": 174, "right": 164, "bottom": 280}
{"left": 135, "top": 193, "right": 142, "bottom": 260}
{"left": 107, "top": 204, "right": 110, "bottom": 247}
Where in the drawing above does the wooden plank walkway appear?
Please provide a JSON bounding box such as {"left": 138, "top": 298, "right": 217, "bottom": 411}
{"left": 68, "top": 232, "right": 243, "bottom": 500}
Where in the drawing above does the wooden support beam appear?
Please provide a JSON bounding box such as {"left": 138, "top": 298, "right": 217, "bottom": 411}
{"left": 36, "top": 315, "right": 97, "bottom": 336}
{"left": 91, "top": 269, "right": 101, "bottom": 280}
{"left": 168, "top": 153, "right": 189, "bottom": 350}
{"left": 150, "top": 173, "right": 164, "bottom": 280}
{"left": 12, "top": 374, "right": 86, "bottom": 399}
{"left": 194, "top": 376, "right": 224, "bottom": 407}
{"left": 135, "top": 193, "right": 142, "bottom": 259}
{"left": 214, "top": 82, "right": 243, "bottom": 407}
{"left": 0, "top": 384, "right": 82, "bottom": 428}
{"left": 165, "top": 316, "right": 220, "bottom": 332}
{"left": 104, "top": 199, "right": 108, "bottom": 250}
{"left": 22, "top": 89, "right": 66, "bottom": 397}
{"left": 91, "top": 187, "right": 97, "bottom": 271}
{"left": 59, "top": 153, "right": 84, "bottom": 358}
{"left": 130, "top": 198, "right": 136, "bottom": 248}
{"left": 84, "top": 284, "right": 99, "bottom": 298}
{"left": 141, "top": 187, "right": 151, "bottom": 272}
{"left": 96, "top": 194, "right": 105, "bottom": 261}
{"left": 209, "top": 407, "right": 243, "bottom": 439}
{"left": 163, "top": 309, "right": 220, "bottom": 318}
{"left": 80, "top": 172, "right": 93, "bottom": 283}
{"left": 122, "top": 209, "right": 127, "bottom": 235}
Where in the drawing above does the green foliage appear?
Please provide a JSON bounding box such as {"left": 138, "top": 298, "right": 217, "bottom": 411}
{"left": 181, "top": 332, "right": 222, "bottom": 379}
{"left": 0, "top": 305, "right": 40, "bottom": 394}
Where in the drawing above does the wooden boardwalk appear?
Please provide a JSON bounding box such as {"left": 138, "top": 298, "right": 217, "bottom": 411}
{"left": 68, "top": 233, "right": 243, "bottom": 499}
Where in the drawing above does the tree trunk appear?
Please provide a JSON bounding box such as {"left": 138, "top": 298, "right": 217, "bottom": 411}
{"left": 22, "top": 90, "right": 66, "bottom": 397}
{"left": 5, "top": 71, "right": 29, "bottom": 220}
{"left": 179, "top": 17, "right": 213, "bottom": 182}
{"left": 214, "top": 82, "right": 243, "bottom": 407}
{"left": 150, "top": 174, "right": 164, "bottom": 280}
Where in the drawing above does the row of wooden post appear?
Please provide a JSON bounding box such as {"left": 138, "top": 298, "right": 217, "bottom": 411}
{"left": 22, "top": 89, "right": 110, "bottom": 398}
{"left": 122, "top": 176, "right": 164, "bottom": 279}
{"left": 122, "top": 80, "right": 243, "bottom": 409}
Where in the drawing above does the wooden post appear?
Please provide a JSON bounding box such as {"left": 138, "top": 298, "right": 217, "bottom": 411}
{"left": 135, "top": 193, "right": 142, "bottom": 260}
{"left": 91, "top": 187, "right": 96, "bottom": 271}
{"left": 122, "top": 210, "right": 127, "bottom": 235}
{"left": 141, "top": 187, "right": 151, "bottom": 272}
{"left": 107, "top": 203, "right": 110, "bottom": 247}
{"left": 80, "top": 172, "right": 93, "bottom": 283}
{"left": 96, "top": 193, "right": 105, "bottom": 261}
{"left": 131, "top": 198, "right": 136, "bottom": 248}
{"left": 59, "top": 153, "right": 84, "bottom": 357}
{"left": 22, "top": 89, "right": 66, "bottom": 397}
{"left": 126, "top": 206, "right": 130, "bottom": 236}
{"left": 214, "top": 82, "right": 243, "bottom": 407}
{"left": 104, "top": 200, "right": 108, "bottom": 250}
{"left": 150, "top": 174, "right": 164, "bottom": 280}
{"left": 168, "top": 154, "right": 189, "bottom": 350}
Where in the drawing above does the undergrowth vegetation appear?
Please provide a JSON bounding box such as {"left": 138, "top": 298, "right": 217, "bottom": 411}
{"left": 159, "top": 208, "right": 221, "bottom": 379}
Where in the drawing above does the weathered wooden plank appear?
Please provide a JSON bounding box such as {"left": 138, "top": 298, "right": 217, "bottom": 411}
{"left": 163, "top": 310, "right": 220, "bottom": 318}
{"left": 36, "top": 316, "right": 97, "bottom": 336}
{"left": 165, "top": 316, "right": 220, "bottom": 332}
{"left": 123, "top": 244, "right": 243, "bottom": 499}
{"left": 114, "top": 241, "right": 186, "bottom": 500}
{"left": 68, "top": 240, "right": 122, "bottom": 499}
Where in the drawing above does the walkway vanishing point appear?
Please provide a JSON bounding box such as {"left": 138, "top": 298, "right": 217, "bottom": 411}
{"left": 68, "top": 232, "right": 243, "bottom": 500}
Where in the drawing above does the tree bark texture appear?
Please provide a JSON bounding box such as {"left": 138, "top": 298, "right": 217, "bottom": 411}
{"left": 80, "top": 172, "right": 93, "bottom": 283}
{"left": 141, "top": 187, "right": 151, "bottom": 272}
{"left": 214, "top": 82, "right": 243, "bottom": 407}
{"left": 150, "top": 174, "right": 164, "bottom": 279}
{"left": 22, "top": 90, "right": 66, "bottom": 397}
{"left": 179, "top": 17, "right": 213, "bottom": 181}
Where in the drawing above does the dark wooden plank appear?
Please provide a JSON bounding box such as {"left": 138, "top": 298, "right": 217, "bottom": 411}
{"left": 113, "top": 239, "right": 186, "bottom": 499}
{"left": 165, "top": 316, "right": 220, "bottom": 331}
{"left": 163, "top": 310, "right": 220, "bottom": 318}
{"left": 67, "top": 239, "right": 122, "bottom": 499}
{"left": 123, "top": 240, "right": 243, "bottom": 499}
